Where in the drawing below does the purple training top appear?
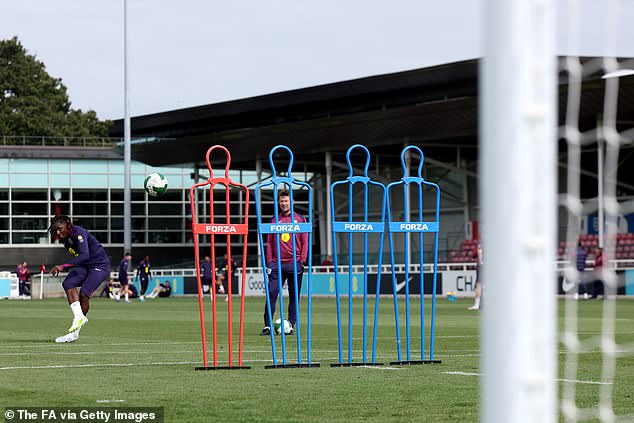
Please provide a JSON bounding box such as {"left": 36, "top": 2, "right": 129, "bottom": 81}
{"left": 60, "top": 225, "right": 110, "bottom": 270}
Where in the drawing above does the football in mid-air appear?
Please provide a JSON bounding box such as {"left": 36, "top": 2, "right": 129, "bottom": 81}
{"left": 274, "top": 318, "right": 293, "bottom": 335}
{"left": 144, "top": 172, "right": 168, "bottom": 197}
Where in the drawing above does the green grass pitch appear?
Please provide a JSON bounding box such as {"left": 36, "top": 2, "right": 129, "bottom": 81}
{"left": 1, "top": 296, "right": 633, "bottom": 422}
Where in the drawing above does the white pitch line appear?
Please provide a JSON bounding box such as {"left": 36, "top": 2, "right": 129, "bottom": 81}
{"left": 0, "top": 361, "right": 199, "bottom": 371}
{"left": 0, "top": 355, "right": 426, "bottom": 371}
{"left": 444, "top": 371, "right": 482, "bottom": 377}
{"left": 0, "top": 350, "right": 203, "bottom": 357}
{"left": 443, "top": 371, "right": 613, "bottom": 385}
{"left": 556, "top": 378, "right": 613, "bottom": 386}
{"left": 0, "top": 341, "right": 201, "bottom": 349}
{"left": 96, "top": 400, "right": 126, "bottom": 403}
{"left": 359, "top": 365, "right": 403, "bottom": 370}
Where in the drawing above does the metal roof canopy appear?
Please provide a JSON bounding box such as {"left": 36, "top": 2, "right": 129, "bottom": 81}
{"left": 109, "top": 57, "right": 634, "bottom": 194}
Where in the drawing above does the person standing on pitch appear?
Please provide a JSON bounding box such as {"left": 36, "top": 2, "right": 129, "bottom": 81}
{"left": 16, "top": 261, "right": 31, "bottom": 298}
{"left": 115, "top": 252, "right": 133, "bottom": 302}
{"left": 200, "top": 255, "right": 213, "bottom": 294}
{"left": 468, "top": 242, "right": 484, "bottom": 310}
{"left": 574, "top": 241, "right": 588, "bottom": 300}
{"left": 215, "top": 253, "right": 233, "bottom": 293}
{"left": 591, "top": 247, "right": 604, "bottom": 299}
{"left": 136, "top": 255, "right": 152, "bottom": 302}
{"left": 48, "top": 215, "right": 110, "bottom": 343}
{"left": 261, "top": 189, "right": 308, "bottom": 336}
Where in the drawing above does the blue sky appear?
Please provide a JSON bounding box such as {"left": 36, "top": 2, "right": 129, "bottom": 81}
{"left": 2, "top": 1, "right": 632, "bottom": 120}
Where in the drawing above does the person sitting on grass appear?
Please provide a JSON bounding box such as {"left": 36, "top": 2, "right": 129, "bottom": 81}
{"left": 146, "top": 281, "right": 171, "bottom": 298}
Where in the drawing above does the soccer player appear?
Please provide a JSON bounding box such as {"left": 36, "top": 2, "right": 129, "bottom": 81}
{"left": 200, "top": 255, "right": 213, "bottom": 294}
{"left": 216, "top": 253, "right": 233, "bottom": 293}
{"left": 16, "top": 261, "right": 31, "bottom": 298}
{"left": 135, "top": 255, "right": 152, "bottom": 302}
{"left": 115, "top": 252, "right": 133, "bottom": 302}
{"left": 146, "top": 280, "right": 171, "bottom": 298}
{"left": 468, "top": 243, "right": 484, "bottom": 310}
{"left": 574, "top": 241, "right": 588, "bottom": 300}
{"left": 261, "top": 189, "right": 308, "bottom": 336}
{"left": 48, "top": 215, "right": 110, "bottom": 343}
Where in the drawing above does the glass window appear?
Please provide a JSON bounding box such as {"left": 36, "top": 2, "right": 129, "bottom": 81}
{"left": 152, "top": 189, "right": 182, "bottom": 202}
{"left": 74, "top": 217, "right": 108, "bottom": 230}
{"left": 50, "top": 174, "right": 70, "bottom": 187}
{"left": 73, "top": 203, "right": 108, "bottom": 215}
{"left": 12, "top": 174, "right": 48, "bottom": 188}
{"left": 111, "top": 190, "right": 123, "bottom": 201}
{"left": 110, "top": 204, "right": 123, "bottom": 215}
{"left": 12, "top": 203, "right": 47, "bottom": 215}
{"left": 73, "top": 190, "right": 108, "bottom": 201}
{"left": 131, "top": 203, "right": 146, "bottom": 215}
{"left": 132, "top": 231, "right": 147, "bottom": 243}
{"left": 50, "top": 189, "right": 69, "bottom": 201}
{"left": 110, "top": 232, "right": 123, "bottom": 243}
{"left": 134, "top": 174, "right": 147, "bottom": 189}
{"left": 13, "top": 232, "right": 40, "bottom": 244}
{"left": 52, "top": 202, "right": 70, "bottom": 216}
{"left": 147, "top": 203, "right": 182, "bottom": 216}
{"left": 132, "top": 217, "right": 146, "bottom": 230}
{"left": 148, "top": 217, "right": 183, "bottom": 230}
{"left": 50, "top": 160, "right": 70, "bottom": 172}
{"left": 108, "top": 161, "right": 124, "bottom": 173}
{"left": 109, "top": 174, "right": 124, "bottom": 187}
{"left": 110, "top": 217, "right": 123, "bottom": 230}
{"left": 150, "top": 231, "right": 182, "bottom": 243}
{"left": 72, "top": 174, "right": 108, "bottom": 188}
{"left": 10, "top": 159, "right": 48, "bottom": 172}
{"left": 72, "top": 160, "right": 106, "bottom": 173}
{"left": 132, "top": 190, "right": 145, "bottom": 201}
{"left": 0, "top": 233, "right": 8, "bottom": 244}
{"left": 90, "top": 232, "right": 108, "bottom": 243}
{"left": 0, "top": 218, "right": 8, "bottom": 229}
{"left": 131, "top": 162, "right": 146, "bottom": 173}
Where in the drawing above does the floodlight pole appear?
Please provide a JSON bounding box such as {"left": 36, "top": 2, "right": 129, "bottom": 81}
{"left": 123, "top": 0, "right": 132, "bottom": 254}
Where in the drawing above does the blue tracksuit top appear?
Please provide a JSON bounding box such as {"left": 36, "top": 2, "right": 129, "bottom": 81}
{"left": 61, "top": 225, "right": 110, "bottom": 269}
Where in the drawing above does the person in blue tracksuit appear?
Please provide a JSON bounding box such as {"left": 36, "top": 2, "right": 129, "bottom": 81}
{"left": 136, "top": 255, "right": 153, "bottom": 302}
{"left": 115, "top": 252, "right": 133, "bottom": 302}
{"left": 200, "top": 255, "right": 213, "bottom": 293}
{"left": 48, "top": 215, "right": 110, "bottom": 343}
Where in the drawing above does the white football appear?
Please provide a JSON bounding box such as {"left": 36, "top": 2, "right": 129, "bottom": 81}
{"left": 274, "top": 318, "right": 293, "bottom": 335}
{"left": 144, "top": 172, "right": 169, "bottom": 197}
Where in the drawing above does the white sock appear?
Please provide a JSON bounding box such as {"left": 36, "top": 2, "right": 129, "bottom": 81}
{"left": 70, "top": 301, "right": 84, "bottom": 319}
{"left": 473, "top": 298, "right": 480, "bottom": 308}
{"left": 115, "top": 293, "right": 120, "bottom": 300}
{"left": 125, "top": 293, "right": 129, "bottom": 301}
{"left": 140, "top": 295, "right": 145, "bottom": 300}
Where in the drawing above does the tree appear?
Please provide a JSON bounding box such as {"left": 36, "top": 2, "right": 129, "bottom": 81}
{"left": 0, "top": 36, "right": 111, "bottom": 137}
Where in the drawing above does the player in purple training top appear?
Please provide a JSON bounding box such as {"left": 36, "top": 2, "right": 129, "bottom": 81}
{"left": 48, "top": 215, "right": 111, "bottom": 343}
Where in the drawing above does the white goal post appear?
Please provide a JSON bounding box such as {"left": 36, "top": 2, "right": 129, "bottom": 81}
{"left": 483, "top": 0, "right": 633, "bottom": 422}
{"left": 482, "top": 0, "right": 557, "bottom": 422}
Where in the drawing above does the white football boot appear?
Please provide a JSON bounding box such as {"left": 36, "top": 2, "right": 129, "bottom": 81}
{"left": 56, "top": 327, "right": 81, "bottom": 343}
